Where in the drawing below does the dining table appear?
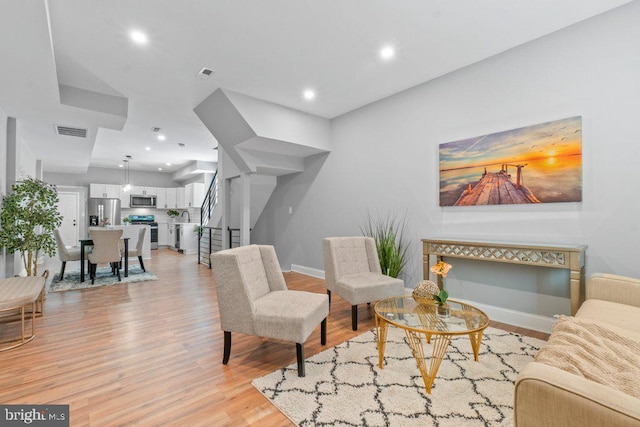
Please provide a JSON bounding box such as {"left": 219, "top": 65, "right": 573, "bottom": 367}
{"left": 79, "top": 238, "right": 129, "bottom": 283}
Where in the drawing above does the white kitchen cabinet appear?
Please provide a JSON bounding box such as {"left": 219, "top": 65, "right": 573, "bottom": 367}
{"left": 177, "top": 187, "right": 186, "bottom": 209}
{"left": 156, "top": 188, "right": 167, "bottom": 209}
{"left": 185, "top": 183, "right": 205, "bottom": 208}
{"left": 158, "top": 222, "right": 169, "bottom": 246}
{"left": 130, "top": 186, "right": 157, "bottom": 196}
{"left": 89, "top": 183, "right": 103, "bottom": 198}
{"left": 165, "top": 188, "right": 177, "bottom": 209}
{"left": 90, "top": 183, "right": 121, "bottom": 199}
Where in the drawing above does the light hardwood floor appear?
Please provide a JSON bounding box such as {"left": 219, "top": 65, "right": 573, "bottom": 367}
{"left": 0, "top": 249, "right": 549, "bottom": 426}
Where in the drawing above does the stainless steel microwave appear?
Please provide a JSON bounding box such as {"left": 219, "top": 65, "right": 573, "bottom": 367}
{"left": 130, "top": 195, "right": 156, "bottom": 208}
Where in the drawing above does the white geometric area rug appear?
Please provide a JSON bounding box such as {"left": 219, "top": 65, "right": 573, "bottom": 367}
{"left": 252, "top": 326, "right": 546, "bottom": 427}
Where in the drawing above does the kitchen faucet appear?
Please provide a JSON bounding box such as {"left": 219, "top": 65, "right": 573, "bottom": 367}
{"left": 181, "top": 210, "right": 191, "bottom": 223}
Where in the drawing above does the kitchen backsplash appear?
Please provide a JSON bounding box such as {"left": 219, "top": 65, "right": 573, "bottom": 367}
{"left": 121, "top": 207, "right": 199, "bottom": 224}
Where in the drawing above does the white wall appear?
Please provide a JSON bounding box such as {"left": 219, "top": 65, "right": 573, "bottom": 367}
{"left": 251, "top": 2, "right": 640, "bottom": 323}
{"left": 18, "top": 136, "right": 36, "bottom": 178}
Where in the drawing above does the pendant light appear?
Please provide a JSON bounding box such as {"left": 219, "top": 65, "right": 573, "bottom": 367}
{"left": 122, "top": 156, "right": 132, "bottom": 192}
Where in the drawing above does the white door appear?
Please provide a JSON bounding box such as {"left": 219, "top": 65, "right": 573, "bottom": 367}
{"left": 57, "top": 192, "right": 80, "bottom": 246}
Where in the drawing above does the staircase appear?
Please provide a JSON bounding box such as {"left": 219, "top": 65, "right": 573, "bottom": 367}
{"left": 198, "top": 172, "right": 278, "bottom": 266}
{"left": 198, "top": 172, "right": 220, "bottom": 266}
{"left": 194, "top": 89, "right": 331, "bottom": 261}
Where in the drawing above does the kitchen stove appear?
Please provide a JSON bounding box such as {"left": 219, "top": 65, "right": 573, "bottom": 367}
{"left": 129, "top": 215, "right": 158, "bottom": 249}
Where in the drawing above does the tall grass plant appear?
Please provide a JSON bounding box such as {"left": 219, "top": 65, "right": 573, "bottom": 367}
{"left": 360, "top": 211, "right": 409, "bottom": 278}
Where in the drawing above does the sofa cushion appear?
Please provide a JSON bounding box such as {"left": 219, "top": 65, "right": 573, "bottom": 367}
{"left": 577, "top": 299, "right": 640, "bottom": 342}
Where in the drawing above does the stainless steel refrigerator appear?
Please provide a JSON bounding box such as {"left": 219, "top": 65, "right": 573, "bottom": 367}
{"left": 88, "top": 198, "right": 121, "bottom": 226}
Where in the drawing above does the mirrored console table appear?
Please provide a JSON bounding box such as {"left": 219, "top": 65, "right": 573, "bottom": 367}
{"left": 422, "top": 238, "right": 587, "bottom": 315}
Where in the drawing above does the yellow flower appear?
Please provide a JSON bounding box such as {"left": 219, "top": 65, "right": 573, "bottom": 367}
{"left": 430, "top": 261, "right": 452, "bottom": 277}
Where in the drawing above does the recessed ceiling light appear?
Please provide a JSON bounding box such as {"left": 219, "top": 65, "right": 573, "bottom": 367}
{"left": 165, "top": 162, "right": 171, "bottom": 166}
{"left": 118, "top": 164, "right": 123, "bottom": 168}
{"left": 145, "top": 146, "right": 151, "bottom": 151}
{"left": 130, "top": 30, "right": 148, "bottom": 45}
{"left": 157, "top": 134, "right": 166, "bottom": 141}
{"left": 158, "top": 168, "right": 163, "bottom": 171}
{"left": 379, "top": 45, "right": 395, "bottom": 61}
{"left": 303, "top": 89, "right": 316, "bottom": 101}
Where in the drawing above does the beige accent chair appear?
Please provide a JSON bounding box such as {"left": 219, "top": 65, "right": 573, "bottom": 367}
{"left": 120, "top": 227, "right": 146, "bottom": 272}
{"left": 323, "top": 236, "right": 404, "bottom": 331}
{"left": 88, "top": 229, "right": 123, "bottom": 284}
{"left": 211, "top": 245, "right": 329, "bottom": 377}
{"left": 53, "top": 229, "right": 81, "bottom": 281}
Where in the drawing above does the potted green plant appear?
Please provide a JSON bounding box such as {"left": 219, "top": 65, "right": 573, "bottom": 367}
{"left": 167, "top": 210, "right": 180, "bottom": 221}
{"left": 123, "top": 217, "right": 131, "bottom": 226}
{"left": 360, "top": 211, "right": 409, "bottom": 278}
{"left": 0, "top": 177, "right": 63, "bottom": 276}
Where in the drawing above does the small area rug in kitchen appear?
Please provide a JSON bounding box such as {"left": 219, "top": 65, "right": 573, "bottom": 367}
{"left": 252, "top": 326, "right": 546, "bottom": 426}
{"left": 49, "top": 266, "right": 157, "bottom": 292}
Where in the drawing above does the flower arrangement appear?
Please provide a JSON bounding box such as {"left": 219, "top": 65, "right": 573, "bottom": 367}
{"left": 430, "top": 260, "right": 452, "bottom": 278}
{"left": 430, "top": 261, "right": 452, "bottom": 306}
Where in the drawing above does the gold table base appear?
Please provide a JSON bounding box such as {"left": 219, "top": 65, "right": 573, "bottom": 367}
{"left": 375, "top": 313, "right": 485, "bottom": 394}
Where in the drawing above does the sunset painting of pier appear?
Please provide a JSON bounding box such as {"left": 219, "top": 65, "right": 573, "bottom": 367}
{"left": 439, "top": 116, "right": 582, "bottom": 206}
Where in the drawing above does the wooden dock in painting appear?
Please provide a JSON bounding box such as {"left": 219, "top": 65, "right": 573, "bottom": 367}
{"left": 454, "top": 164, "right": 541, "bottom": 206}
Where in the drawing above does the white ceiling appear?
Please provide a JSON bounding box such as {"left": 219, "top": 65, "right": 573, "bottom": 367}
{"left": 0, "top": 0, "right": 633, "bottom": 174}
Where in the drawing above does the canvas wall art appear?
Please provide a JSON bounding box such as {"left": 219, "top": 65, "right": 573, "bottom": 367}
{"left": 439, "top": 116, "right": 582, "bottom": 206}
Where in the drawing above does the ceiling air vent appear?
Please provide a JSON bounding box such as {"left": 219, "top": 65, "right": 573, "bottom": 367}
{"left": 55, "top": 125, "right": 88, "bottom": 138}
{"left": 196, "top": 67, "right": 215, "bottom": 80}
{"left": 151, "top": 127, "right": 161, "bottom": 133}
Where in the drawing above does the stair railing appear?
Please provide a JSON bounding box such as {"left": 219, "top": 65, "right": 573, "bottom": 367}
{"left": 198, "top": 172, "right": 218, "bottom": 265}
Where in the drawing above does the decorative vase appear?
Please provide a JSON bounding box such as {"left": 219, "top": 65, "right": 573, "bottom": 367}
{"left": 413, "top": 280, "right": 439, "bottom": 299}
{"left": 436, "top": 304, "right": 450, "bottom": 318}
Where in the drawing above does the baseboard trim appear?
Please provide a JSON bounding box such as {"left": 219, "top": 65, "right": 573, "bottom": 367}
{"left": 290, "top": 264, "right": 555, "bottom": 334}
{"left": 291, "top": 264, "right": 325, "bottom": 279}
{"left": 454, "top": 298, "right": 555, "bottom": 334}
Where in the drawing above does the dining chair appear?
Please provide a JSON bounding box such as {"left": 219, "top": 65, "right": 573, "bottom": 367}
{"left": 211, "top": 245, "right": 328, "bottom": 377}
{"left": 323, "top": 236, "right": 405, "bottom": 330}
{"left": 88, "top": 229, "right": 123, "bottom": 284}
{"left": 53, "top": 229, "right": 81, "bottom": 281}
{"left": 119, "top": 227, "right": 146, "bottom": 272}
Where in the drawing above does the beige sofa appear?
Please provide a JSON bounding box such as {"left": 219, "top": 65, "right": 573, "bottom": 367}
{"left": 515, "top": 273, "right": 640, "bottom": 427}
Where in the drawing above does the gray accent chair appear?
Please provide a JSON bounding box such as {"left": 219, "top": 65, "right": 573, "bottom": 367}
{"left": 53, "top": 229, "right": 81, "bottom": 281}
{"left": 120, "top": 227, "right": 146, "bottom": 272}
{"left": 211, "top": 245, "right": 328, "bottom": 377}
{"left": 88, "top": 229, "right": 123, "bottom": 284}
{"left": 323, "top": 236, "right": 405, "bottom": 331}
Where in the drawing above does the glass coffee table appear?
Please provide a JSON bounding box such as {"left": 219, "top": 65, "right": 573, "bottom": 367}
{"left": 374, "top": 296, "right": 489, "bottom": 394}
